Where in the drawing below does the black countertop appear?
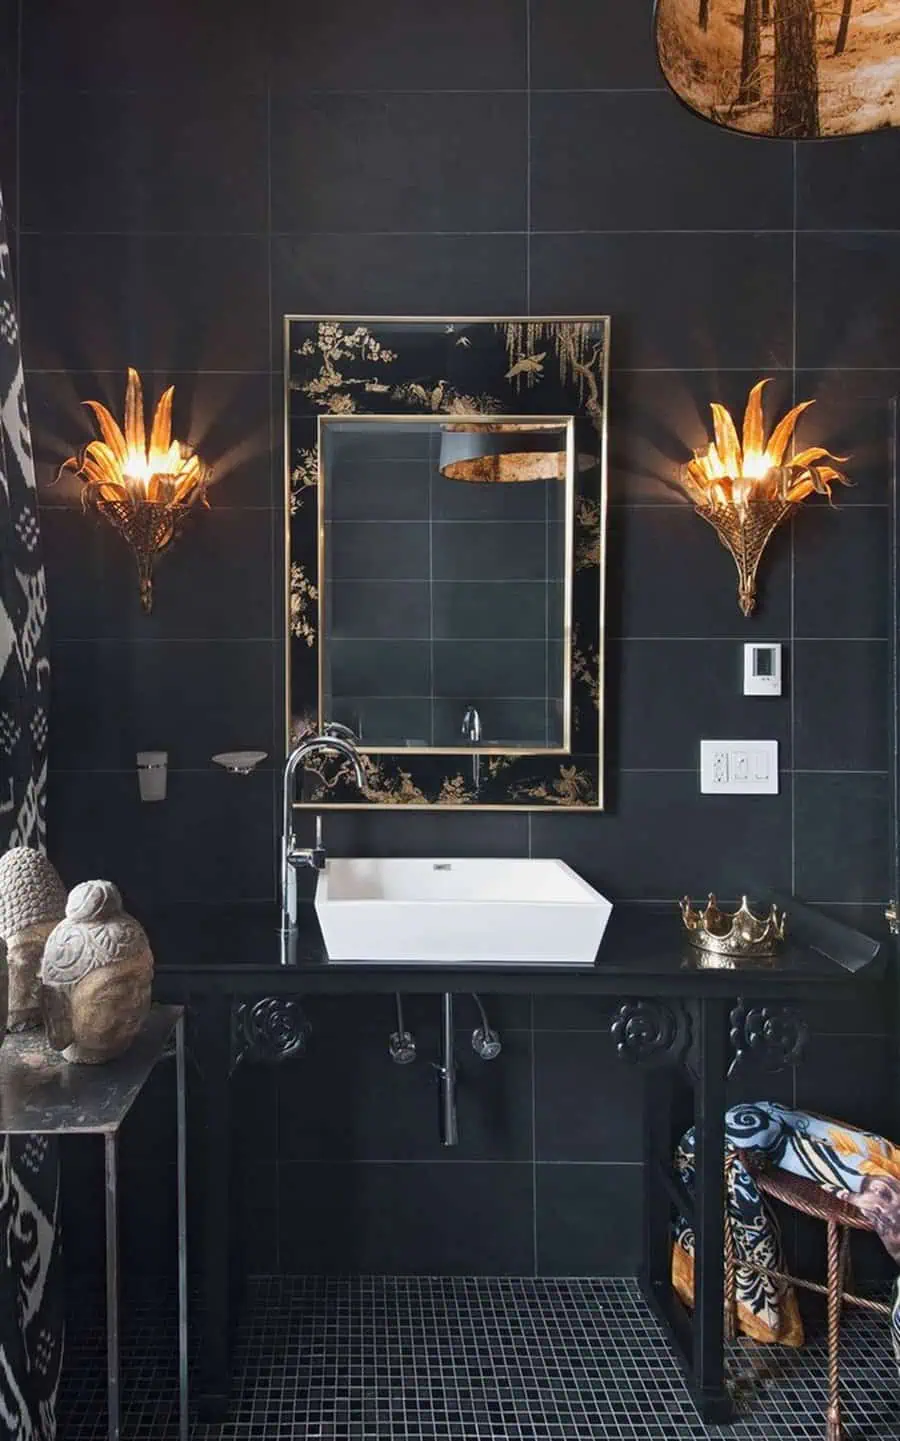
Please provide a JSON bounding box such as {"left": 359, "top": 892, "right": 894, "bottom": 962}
{"left": 148, "top": 901, "right": 885, "bottom": 998}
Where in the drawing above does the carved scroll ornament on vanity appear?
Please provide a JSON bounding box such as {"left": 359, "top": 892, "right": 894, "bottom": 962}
{"left": 285, "top": 317, "right": 609, "bottom": 811}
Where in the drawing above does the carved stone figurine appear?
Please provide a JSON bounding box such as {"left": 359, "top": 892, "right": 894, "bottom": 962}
{"left": 0, "top": 847, "right": 67, "bottom": 1031}
{"left": 40, "top": 881, "right": 154, "bottom": 1064}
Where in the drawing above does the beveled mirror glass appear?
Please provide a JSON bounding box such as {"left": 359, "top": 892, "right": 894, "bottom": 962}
{"left": 285, "top": 316, "right": 609, "bottom": 809}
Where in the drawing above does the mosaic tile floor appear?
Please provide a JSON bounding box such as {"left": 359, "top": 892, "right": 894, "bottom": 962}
{"left": 59, "top": 1276, "right": 899, "bottom": 1440}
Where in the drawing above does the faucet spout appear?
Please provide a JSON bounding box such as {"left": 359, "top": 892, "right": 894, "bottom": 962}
{"left": 280, "top": 732, "right": 367, "bottom": 933}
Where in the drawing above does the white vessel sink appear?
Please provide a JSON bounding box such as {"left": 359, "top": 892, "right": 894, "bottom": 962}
{"left": 314, "top": 857, "right": 612, "bottom": 966}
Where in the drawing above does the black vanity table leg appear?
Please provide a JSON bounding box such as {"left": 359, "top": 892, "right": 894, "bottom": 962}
{"left": 642, "top": 1065, "right": 675, "bottom": 1298}
{"left": 193, "top": 994, "right": 234, "bottom": 1422}
{"left": 691, "top": 997, "right": 731, "bottom": 1423}
{"left": 631, "top": 996, "right": 732, "bottom": 1425}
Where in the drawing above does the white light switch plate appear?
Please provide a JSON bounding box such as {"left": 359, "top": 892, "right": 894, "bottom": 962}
{"left": 700, "top": 740, "right": 779, "bottom": 795}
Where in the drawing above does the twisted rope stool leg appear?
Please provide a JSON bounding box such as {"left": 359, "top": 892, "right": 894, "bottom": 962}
{"left": 826, "top": 1220, "right": 846, "bottom": 1441}
{"left": 724, "top": 1204, "right": 737, "bottom": 1343}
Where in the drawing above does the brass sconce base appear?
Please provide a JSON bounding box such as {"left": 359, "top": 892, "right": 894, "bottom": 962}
{"left": 96, "top": 496, "right": 197, "bottom": 614}
{"left": 697, "top": 496, "right": 793, "bottom": 617}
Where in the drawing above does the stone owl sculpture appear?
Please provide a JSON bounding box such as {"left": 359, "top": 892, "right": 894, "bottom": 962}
{"left": 40, "top": 881, "right": 154, "bottom": 1064}
{"left": 0, "top": 847, "right": 67, "bottom": 1031}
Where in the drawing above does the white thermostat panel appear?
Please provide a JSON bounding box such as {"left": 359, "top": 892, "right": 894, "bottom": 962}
{"left": 743, "top": 643, "right": 782, "bottom": 697}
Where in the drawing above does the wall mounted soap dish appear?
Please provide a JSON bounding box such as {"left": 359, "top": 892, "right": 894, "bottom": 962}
{"left": 212, "top": 751, "right": 268, "bottom": 775}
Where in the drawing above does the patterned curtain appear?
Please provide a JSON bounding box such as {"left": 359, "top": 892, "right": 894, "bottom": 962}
{"left": 0, "top": 186, "right": 64, "bottom": 1438}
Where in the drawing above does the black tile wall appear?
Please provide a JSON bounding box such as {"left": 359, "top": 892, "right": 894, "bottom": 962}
{"left": 15, "top": 0, "right": 898, "bottom": 1282}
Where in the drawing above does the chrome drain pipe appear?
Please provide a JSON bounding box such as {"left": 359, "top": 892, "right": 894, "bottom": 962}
{"left": 436, "top": 992, "right": 458, "bottom": 1147}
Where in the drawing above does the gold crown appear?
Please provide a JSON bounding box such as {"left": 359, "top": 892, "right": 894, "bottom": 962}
{"left": 680, "top": 893, "right": 786, "bottom": 961}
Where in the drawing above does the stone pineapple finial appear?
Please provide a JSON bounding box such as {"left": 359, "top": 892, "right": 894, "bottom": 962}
{"left": 0, "top": 847, "right": 67, "bottom": 1031}
{"left": 40, "top": 881, "right": 154, "bottom": 1064}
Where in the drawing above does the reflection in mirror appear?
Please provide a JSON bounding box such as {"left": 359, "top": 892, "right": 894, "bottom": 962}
{"left": 320, "top": 417, "right": 572, "bottom": 752}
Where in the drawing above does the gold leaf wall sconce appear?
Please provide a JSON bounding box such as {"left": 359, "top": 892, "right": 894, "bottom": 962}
{"left": 59, "top": 368, "right": 211, "bottom": 613}
{"left": 673, "top": 379, "right": 850, "bottom": 616}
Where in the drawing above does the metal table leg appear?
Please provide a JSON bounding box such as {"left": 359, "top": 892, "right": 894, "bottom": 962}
{"left": 176, "top": 1014, "right": 189, "bottom": 1441}
{"left": 104, "top": 1132, "right": 120, "bottom": 1441}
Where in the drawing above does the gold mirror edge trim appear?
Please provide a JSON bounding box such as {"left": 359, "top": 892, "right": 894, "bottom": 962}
{"left": 283, "top": 315, "right": 609, "bottom": 803}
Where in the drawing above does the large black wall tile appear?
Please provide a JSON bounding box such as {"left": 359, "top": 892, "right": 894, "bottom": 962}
{"left": 328, "top": 638, "right": 431, "bottom": 697}
{"left": 530, "top": 0, "right": 660, "bottom": 89}
{"left": 271, "top": 93, "right": 527, "bottom": 233}
{"left": 329, "top": 520, "right": 429, "bottom": 580}
{"left": 269, "top": 0, "right": 526, "bottom": 90}
{"left": 532, "top": 771, "right": 791, "bottom": 901}
{"left": 40, "top": 506, "right": 273, "bottom": 640}
{"left": 536, "top": 1164, "right": 642, "bottom": 1276}
{"left": 532, "top": 93, "right": 792, "bottom": 233}
{"left": 272, "top": 234, "right": 527, "bottom": 323}
{"left": 328, "top": 460, "right": 431, "bottom": 522}
{"left": 21, "top": 91, "right": 267, "bottom": 234}
{"left": 432, "top": 522, "right": 548, "bottom": 581}
{"left": 795, "top": 1034, "right": 894, "bottom": 1140}
{"left": 330, "top": 580, "right": 431, "bottom": 639}
{"left": 794, "top": 773, "right": 890, "bottom": 904}
{"left": 793, "top": 371, "right": 899, "bottom": 505}
{"left": 278, "top": 1162, "right": 535, "bottom": 1274}
{"left": 793, "top": 506, "right": 889, "bottom": 639}
{"left": 322, "top": 808, "right": 530, "bottom": 859}
{"left": 797, "top": 130, "right": 900, "bottom": 231}
{"left": 0, "top": 0, "right": 16, "bottom": 230}
{"left": 530, "top": 232, "right": 793, "bottom": 370}
{"left": 534, "top": 1032, "right": 642, "bottom": 1162}
{"left": 617, "top": 640, "right": 791, "bottom": 771}
{"left": 793, "top": 640, "right": 888, "bottom": 772}
{"left": 48, "top": 639, "right": 277, "bottom": 771}
{"left": 797, "top": 234, "right": 900, "bottom": 368}
{"left": 19, "top": 234, "right": 270, "bottom": 372}
{"left": 22, "top": 0, "right": 268, "bottom": 90}
{"left": 47, "top": 769, "right": 276, "bottom": 904}
{"left": 609, "top": 507, "right": 791, "bottom": 637}
{"left": 278, "top": 1023, "right": 533, "bottom": 1162}
{"left": 30, "top": 371, "right": 275, "bottom": 508}
{"left": 432, "top": 582, "right": 549, "bottom": 641}
{"left": 433, "top": 640, "right": 547, "bottom": 700}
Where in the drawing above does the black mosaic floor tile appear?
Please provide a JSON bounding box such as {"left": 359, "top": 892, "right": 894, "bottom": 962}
{"left": 58, "top": 1276, "right": 898, "bottom": 1440}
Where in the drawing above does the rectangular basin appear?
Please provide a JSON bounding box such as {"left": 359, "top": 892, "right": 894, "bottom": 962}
{"left": 315, "top": 857, "right": 612, "bottom": 966}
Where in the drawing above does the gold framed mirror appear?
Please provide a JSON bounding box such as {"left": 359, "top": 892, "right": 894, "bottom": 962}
{"left": 285, "top": 316, "right": 609, "bottom": 810}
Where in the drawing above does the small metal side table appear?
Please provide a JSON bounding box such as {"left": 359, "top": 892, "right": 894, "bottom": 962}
{"left": 0, "top": 1004, "right": 188, "bottom": 1441}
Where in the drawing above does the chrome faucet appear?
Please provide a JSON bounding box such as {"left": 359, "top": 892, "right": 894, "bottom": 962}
{"left": 280, "top": 732, "right": 366, "bottom": 931}
{"left": 461, "top": 705, "right": 482, "bottom": 795}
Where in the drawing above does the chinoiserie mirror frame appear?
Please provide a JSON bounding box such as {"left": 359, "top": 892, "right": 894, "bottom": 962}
{"left": 284, "top": 314, "right": 610, "bottom": 812}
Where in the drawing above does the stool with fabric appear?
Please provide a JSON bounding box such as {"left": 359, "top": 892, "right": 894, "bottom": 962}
{"left": 729, "top": 1150, "right": 893, "bottom": 1441}
{"left": 673, "top": 1103, "right": 900, "bottom": 1441}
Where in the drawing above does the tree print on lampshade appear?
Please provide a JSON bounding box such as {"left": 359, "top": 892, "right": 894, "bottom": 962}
{"left": 655, "top": 0, "right": 900, "bottom": 137}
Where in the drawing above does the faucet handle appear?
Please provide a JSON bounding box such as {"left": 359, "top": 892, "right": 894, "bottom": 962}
{"left": 287, "top": 844, "right": 327, "bottom": 872}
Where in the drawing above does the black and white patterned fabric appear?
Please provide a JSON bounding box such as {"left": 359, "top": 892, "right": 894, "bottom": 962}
{"left": 0, "top": 182, "right": 63, "bottom": 1441}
